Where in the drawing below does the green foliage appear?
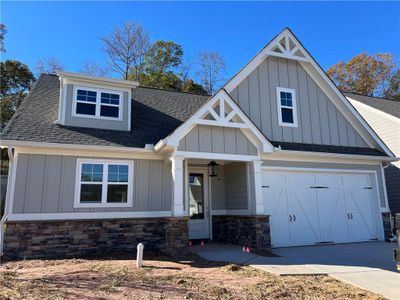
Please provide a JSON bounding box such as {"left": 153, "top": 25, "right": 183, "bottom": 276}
{"left": 0, "top": 60, "right": 35, "bottom": 128}
{"left": 145, "top": 41, "right": 183, "bottom": 75}
{"left": 181, "top": 79, "right": 208, "bottom": 95}
{"left": 327, "top": 52, "right": 399, "bottom": 100}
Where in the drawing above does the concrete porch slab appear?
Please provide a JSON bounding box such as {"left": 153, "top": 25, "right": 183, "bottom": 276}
{"left": 190, "top": 242, "right": 400, "bottom": 300}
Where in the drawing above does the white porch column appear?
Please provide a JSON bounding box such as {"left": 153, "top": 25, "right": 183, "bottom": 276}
{"left": 170, "top": 155, "right": 185, "bottom": 216}
{"left": 252, "top": 160, "right": 265, "bottom": 215}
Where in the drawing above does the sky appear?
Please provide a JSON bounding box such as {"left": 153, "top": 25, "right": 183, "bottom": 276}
{"left": 1, "top": 1, "right": 400, "bottom": 80}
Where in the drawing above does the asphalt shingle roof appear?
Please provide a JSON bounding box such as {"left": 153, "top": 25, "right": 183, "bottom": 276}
{"left": 1, "top": 74, "right": 388, "bottom": 157}
{"left": 1, "top": 74, "right": 209, "bottom": 148}
{"left": 345, "top": 92, "right": 400, "bottom": 119}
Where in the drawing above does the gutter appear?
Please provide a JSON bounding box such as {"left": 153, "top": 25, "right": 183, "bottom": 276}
{"left": 0, "top": 145, "right": 14, "bottom": 259}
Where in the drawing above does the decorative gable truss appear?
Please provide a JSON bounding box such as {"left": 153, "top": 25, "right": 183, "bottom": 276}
{"left": 165, "top": 90, "right": 274, "bottom": 153}
{"left": 266, "top": 32, "right": 308, "bottom": 62}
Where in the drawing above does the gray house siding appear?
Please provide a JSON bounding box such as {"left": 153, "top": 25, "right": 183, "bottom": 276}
{"left": 210, "top": 165, "right": 226, "bottom": 210}
{"left": 12, "top": 154, "right": 171, "bottom": 214}
{"left": 230, "top": 56, "right": 368, "bottom": 148}
{"left": 262, "top": 160, "right": 387, "bottom": 208}
{"left": 178, "top": 125, "right": 257, "bottom": 155}
{"left": 63, "top": 84, "right": 131, "bottom": 131}
{"left": 224, "top": 162, "right": 248, "bottom": 210}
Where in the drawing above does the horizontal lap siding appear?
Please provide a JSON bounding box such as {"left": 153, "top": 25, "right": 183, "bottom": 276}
{"left": 12, "top": 154, "right": 171, "bottom": 214}
{"left": 178, "top": 125, "right": 257, "bottom": 155}
{"left": 230, "top": 57, "right": 368, "bottom": 148}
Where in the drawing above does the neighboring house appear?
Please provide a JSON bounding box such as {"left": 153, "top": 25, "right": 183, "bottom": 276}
{"left": 346, "top": 93, "right": 400, "bottom": 213}
{"left": 0, "top": 28, "right": 397, "bottom": 259}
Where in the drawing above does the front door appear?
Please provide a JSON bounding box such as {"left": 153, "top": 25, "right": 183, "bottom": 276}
{"left": 188, "top": 170, "right": 210, "bottom": 239}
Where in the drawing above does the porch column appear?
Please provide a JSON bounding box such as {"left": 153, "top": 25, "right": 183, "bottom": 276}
{"left": 252, "top": 160, "right": 265, "bottom": 215}
{"left": 170, "top": 155, "right": 185, "bottom": 216}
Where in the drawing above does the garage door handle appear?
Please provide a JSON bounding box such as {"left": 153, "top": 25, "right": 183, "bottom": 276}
{"left": 293, "top": 215, "right": 296, "bottom": 222}
{"left": 347, "top": 213, "right": 350, "bottom": 219}
{"left": 350, "top": 213, "right": 353, "bottom": 219}
{"left": 289, "top": 215, "right": 292, "bottom": 222}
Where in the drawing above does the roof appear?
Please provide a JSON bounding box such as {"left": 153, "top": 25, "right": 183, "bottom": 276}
{"left": 270, "top": 141, "right": 386, "bottom": 157}
{"left": 1, "top": 74, "right": 209, "bottom": 148}
{"left": 345, "top": 92, "right": 400, "bottom": 119}
{"left": 1, "top": 74, "right": 389, "bottom": 158}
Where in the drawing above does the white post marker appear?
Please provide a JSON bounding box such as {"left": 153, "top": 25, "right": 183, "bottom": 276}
{"left": 136, "top": 243, "right": 144, "bottom": 268}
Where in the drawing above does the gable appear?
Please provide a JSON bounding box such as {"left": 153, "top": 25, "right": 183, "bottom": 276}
{"left": 229, "top": 56, "right": 369, "bottom": 148}
{"left": 223, "top": 28, "right": 393, "bottom": 157}
{"left": 165, "top": 90, "right": 274, "bottom": 153}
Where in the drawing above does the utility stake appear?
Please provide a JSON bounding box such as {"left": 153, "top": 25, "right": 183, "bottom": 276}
{"left": 136, "top": 243, "right": 144, "bottom": 268}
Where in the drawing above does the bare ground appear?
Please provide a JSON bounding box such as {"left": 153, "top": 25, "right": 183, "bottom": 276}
{"left": 0, "top": 254, "right": 386, "bottom": 300}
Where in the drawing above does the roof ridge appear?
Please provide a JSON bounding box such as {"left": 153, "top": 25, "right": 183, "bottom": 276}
{"left": 137, "top": 85, "right": 211, "bottom": 97}
{"left": 344, "top": 91, "right": 396, "bottom": 102}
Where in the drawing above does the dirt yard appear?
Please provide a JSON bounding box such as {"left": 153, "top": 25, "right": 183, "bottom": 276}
{"left": 0, "top": 254, "right": 385, "bottom": 300}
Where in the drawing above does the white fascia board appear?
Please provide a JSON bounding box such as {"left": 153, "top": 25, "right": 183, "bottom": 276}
{"left": 57, "top": 71, "right": 139, "bottom": 89}
{"left": 263, "top": 149, "right": 398, "bottom": 163}
{"left": 175, "top": 151, "right": 259, "bottom": 162}
{"left": 165, "top": 90, "right": 274, "bottom": 153}
{"left": 348, "top": 98, "right": 400, "bottom": 124}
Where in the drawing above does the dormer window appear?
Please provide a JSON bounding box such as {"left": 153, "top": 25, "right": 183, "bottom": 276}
{"left": 72, "top": 86, "right": 123, "bottom": 120}
{"left": 276, "top": 87, "right": 298, "bottom": 127}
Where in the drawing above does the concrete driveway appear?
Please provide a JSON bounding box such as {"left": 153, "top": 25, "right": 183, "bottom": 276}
{"left": 191, "top": 242, "right": 399, "bottom": 300}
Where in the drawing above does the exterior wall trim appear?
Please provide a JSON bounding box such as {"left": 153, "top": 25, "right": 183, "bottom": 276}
{"left": 7, "top": 211, "right": 172, "bottom": 222}
{"left": 175, "top": 150, "right": 259, "bottom": 162}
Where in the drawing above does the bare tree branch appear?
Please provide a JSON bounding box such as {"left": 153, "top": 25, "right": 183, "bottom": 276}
{"left": 35, "top": 57, "right": 64, "bottom": 76}
{"left": 101, "top": 22, "right": 150, "bottom": 80}
{"left": 195, "top": 51, "right": 226, "bottom": 95}
{"left": 80, "top": 60, "right": 110, "bottom": 77}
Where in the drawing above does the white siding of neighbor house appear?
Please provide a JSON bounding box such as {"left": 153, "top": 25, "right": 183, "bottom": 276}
{"left": 229, "top": 56, "right": 369, "bottom": 147}
{"left": 350, "top": 100, "right": 400, "bottom": 167}
{"left": 12, "top": 154, "right": 172, "bottom": 214}
{"left": 178, "top": 125, "right": 258, "bottom": 155}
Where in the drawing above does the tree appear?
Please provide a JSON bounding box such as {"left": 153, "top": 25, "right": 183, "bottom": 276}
{"left": 35, "top": 57, "right": 64, "bottom": 75}
{"left": 0, "top": 60, "right": 35, "bottom": 128}
{"left": 195, "top": 51, "right": 226, "bottom": 95}
{"left": 102, "top": 22, "right": 150, "bottom": 80}
{"left": 181, "top": 79, "right": 207, "bottom": 94}
{"left": 0, "top": 24, "right": 6, "bottom": 53}
{"left": 384, "top": 69, "right": 400, "bottom": 102}
{"left": 144, "top": 41, "right": 183, "bottom": 75}
{"left": 327, "top": 52, "right": 396, "bottom": 97}
{"left": 80, "top": 60, "right": 110, "bottom": 77}
{"left": 139, "top": 72, "right": 182, "bottom": 91}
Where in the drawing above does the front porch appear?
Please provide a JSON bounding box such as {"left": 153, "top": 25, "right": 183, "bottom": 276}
{"left": 170, "top": 156, "right": 271, "bottom": 255}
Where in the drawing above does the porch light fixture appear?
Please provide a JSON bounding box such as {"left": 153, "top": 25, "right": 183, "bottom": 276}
{"left": 208, "top": 161, "right": 219, "bottom": 177}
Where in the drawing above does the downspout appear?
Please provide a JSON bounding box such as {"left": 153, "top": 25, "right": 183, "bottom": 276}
{"left": 0, "top": 146, "right": 14, "bottom": 259}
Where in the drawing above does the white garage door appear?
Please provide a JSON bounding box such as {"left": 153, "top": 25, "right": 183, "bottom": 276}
{"left": 262, "top": 169, "right": 380, "bottom": 247}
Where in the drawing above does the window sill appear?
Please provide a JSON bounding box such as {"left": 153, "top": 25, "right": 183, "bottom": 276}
{"left": 74, "top": 202, "right": 132, "bottom": 209}
{"left": 278, "top": 122, "right": 298, "bottom": 128}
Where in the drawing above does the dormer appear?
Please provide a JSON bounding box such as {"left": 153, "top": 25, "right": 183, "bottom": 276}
{"left": 57, "top": 71, "right": 138, "bottom": 131}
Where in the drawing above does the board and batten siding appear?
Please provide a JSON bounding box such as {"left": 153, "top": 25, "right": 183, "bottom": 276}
{"left": 12, "top": 154, "right": 172, "bottom": 214}
{"left": 262, "top": 160, "right": 387, "bottom": 208}
{"left": 230, "top": 56, "right": 368, "bottom": 148}
{"left": 224, "top": 162, "right": 248, "bottom": 210}
{"left": 63, "top": 84, "right": 131, "bottom": 131}
{"left": 178, "top": 125, "right": 257, "bottom": 155}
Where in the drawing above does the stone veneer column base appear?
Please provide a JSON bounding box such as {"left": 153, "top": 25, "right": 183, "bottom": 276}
{"left": 3, "top": 217, "right": 189, "bottom": 260}
{"left": 382, "top": 212, "right": 393, "bottom": 240}
{"left": 212, "top": 215, "right": 270, "bottom": 255}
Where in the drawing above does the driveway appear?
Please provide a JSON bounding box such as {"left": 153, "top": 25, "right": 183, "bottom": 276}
{"left": 191, "top": 242, "right": 399, "bottom": 300}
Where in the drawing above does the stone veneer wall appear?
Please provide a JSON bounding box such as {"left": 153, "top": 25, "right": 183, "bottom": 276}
{"left": 382, "top": 212, "right": 393, "bottom": 240}
{"left": 3, "top": 217, "right": 189, "bottom": 260}
{"left": 212, "top": 215, "right": 270, "bottom": 255}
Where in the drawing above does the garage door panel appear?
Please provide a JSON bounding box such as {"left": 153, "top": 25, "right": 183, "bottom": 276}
{"left": 262, "top": 169, "right": 380, "bottom": 247}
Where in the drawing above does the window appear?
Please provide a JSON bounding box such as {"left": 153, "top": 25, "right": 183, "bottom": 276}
{"left": 75, "top": 159, "right": 133, "bottom": 208}
{"left": 73, "top": 86, "right": 123, "bottom": 120}
{"left": 276, "top": 87, "right": 298, "bottom": 127}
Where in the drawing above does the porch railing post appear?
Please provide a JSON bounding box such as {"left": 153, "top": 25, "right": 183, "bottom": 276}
{"left": 252, "top": 160, "right": 265, "bottom": 215}
{"left": 170, "top": 155, "right": 185, "bottom": 216}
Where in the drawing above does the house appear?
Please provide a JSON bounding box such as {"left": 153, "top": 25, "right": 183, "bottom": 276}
{"left": 0, "top": 28, "right": 397, "bottom": 260}
{"left": 345, "top": 93, "right": 400, "bottom": 213}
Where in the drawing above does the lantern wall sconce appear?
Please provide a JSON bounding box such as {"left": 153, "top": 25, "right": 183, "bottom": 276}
{"left": 208, "top": 161, "right": 219, "bottom": 177}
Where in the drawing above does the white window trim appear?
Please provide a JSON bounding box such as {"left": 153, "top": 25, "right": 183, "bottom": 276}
{"left": 276, "top": 87, "right": 298, "bottom": 127}
{"left": 74, "top": 158, "right": 134, "bottom": 208}
{"left": 72, "top": 85, "right": 124, "bottom": 121}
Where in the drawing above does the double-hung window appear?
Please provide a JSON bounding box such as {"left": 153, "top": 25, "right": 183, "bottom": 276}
{"left": 73, "top": 86, "right": 123, "bottom": 120}
{"left": 75, "top": 159, "right": 133, "bottom": 208}
{"left": 276, "top": 87, "right": 298, "bottom": 127}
